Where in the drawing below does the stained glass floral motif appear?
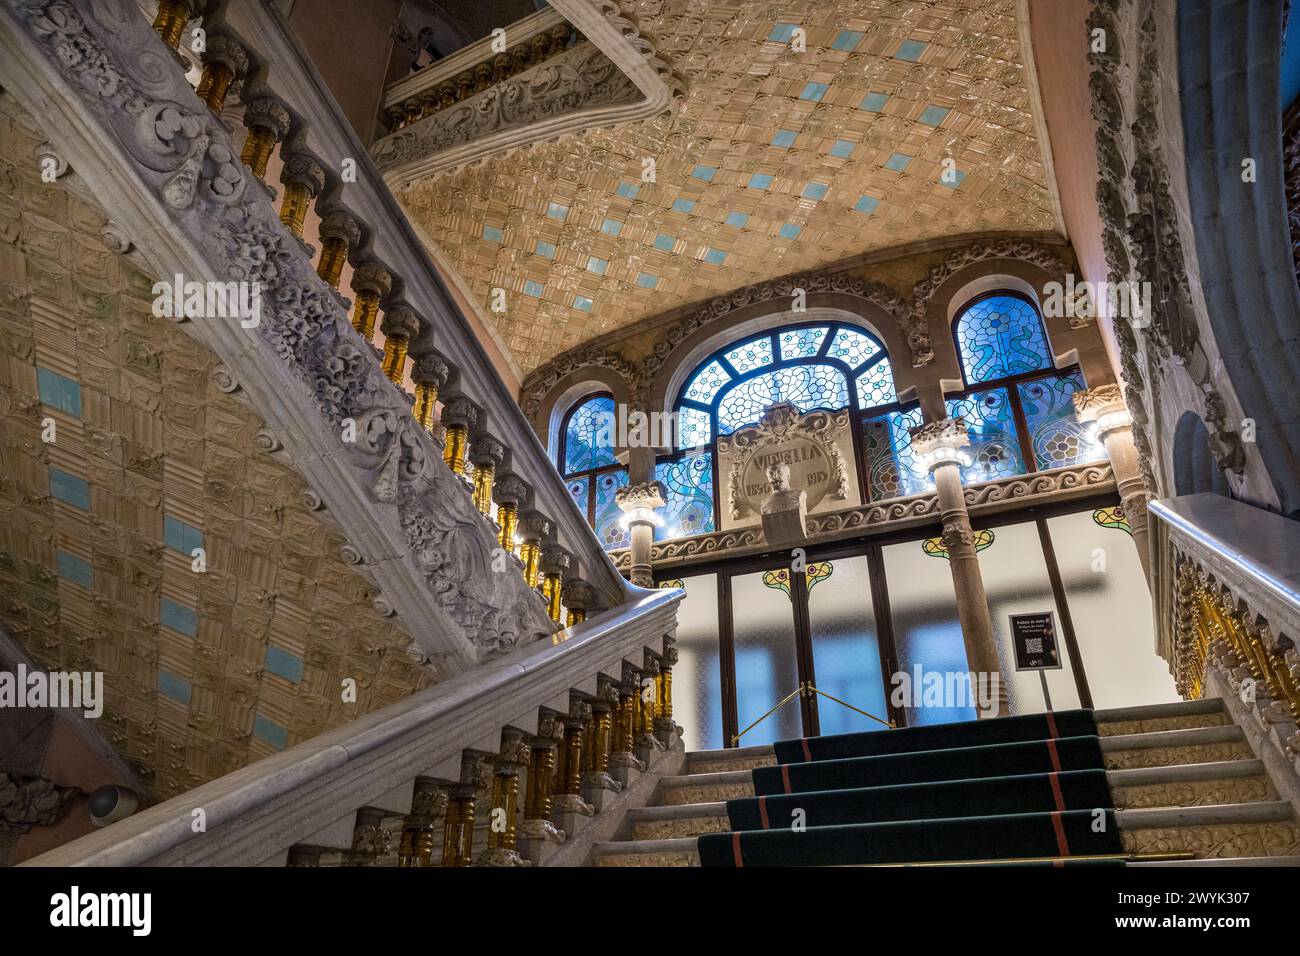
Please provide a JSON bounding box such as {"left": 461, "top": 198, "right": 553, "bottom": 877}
{"left": 724, "top": 335, "right": 774, "bottom": 374}
{"left": 826, "top": 327, "right": 882, "bottom": 369}
{"left": 761, "top": 562, "right": 833, "bottom": 599}
{"left": 563, "top": 395, "right": 618, "bottom": 475}
{"left": 716, "top": 364, "right": 849, "bottom": 434}
{"left": 946, "top": 387, "right": 1026, "bottom": 483}
{"left": 655, "top": 454, "right": 715, "bottom": 539}
{"left": 864, "top": 408, "right": 931, "bottom": 499}
{"left": 778, "top": 326, "right": 828, "bottom": 360}
{"left": 954, "top": 294, "right": 1052, "bottom": 384}
{"left": 676, "top": 405, "right": 712, "bottom": 450}
{"left": 594, "top": 469, "right": 630, "bottom": 551}
{"left": 855, "top": 359, "right": 897, "bottom": 410}
{"left": 1017, "top": 370, "right": 1107, "bottom": 471}
{"left": 566, "top": 475, "right": 590, "bottom": 514}
{"left": 684, "top": 359, "right": 731, "bottom": 403}
{"left": 1092, "top": 506, "right": 1131, "bottom": 536}
{"left": 922, "top": 529, "right": 995, "bottom": 559}
{"left": 659, "top": 579, "right": 686, "bottom": 590}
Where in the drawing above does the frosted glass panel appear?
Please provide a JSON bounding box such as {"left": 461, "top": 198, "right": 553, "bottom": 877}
{"left": 805, "top": 556, "right": 888, "bottom": 735}
{"left": 881, "top": 541, "right": 974, "bottom": 725}
{"left": 1046, "top": 510, "right": 1178, "bottom": 708}
{"left": 669, "top": 575, "right": 724, "bottom": 751}
{"left": 731, "top": 571, "right": 802, "bottom": 746}
{"left": 975, "top": 521, "right": 1080, "bottom": 714}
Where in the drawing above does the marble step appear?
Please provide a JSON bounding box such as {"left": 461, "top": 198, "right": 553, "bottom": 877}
{"left": 1117, "top": 800, "right": 1300, "bottom": 860}
{"left": 627, "top": 801, "right": 730, "bottom": 840}
{"left": 657, "top": 769, "right": 754, "bottom": 805}
{"left": 682, "top": 701, "right": 1232, "bottom": 776}
{"left": 1100, "top": 724, "right": 1254, "bottom": 769}
{"left": 596, "top": 801, "right": 1299, "bottom": 867}
{"left": 653, "top": 758, "right": 1273, "bottom": 817}
{"left": 1128, "top": 855, "right": 1300, "bottom": 866}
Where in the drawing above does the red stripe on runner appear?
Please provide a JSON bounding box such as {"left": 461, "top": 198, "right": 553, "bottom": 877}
{"left": 1050, "top": 810, "right": 1071, "bottom": 857}
{"left": 758, "top": 796, "right": 770, "bottom": 830}
{"left": 732, "top": 831, "right": 744, "bottom": 868}
{"left": 781, "top": 764, "right": 793, "bottom": 795}
{"left": 801, "top": 738, "right": 812, "bottom": 762}
{"left": 1045, "top": 710, "right": 1059, "bottom": 740}
{"left": 1047, "top": 771, "right": 1067, "bottom": 813}
{"left": 1045, "top": 737, "right": 1062, "bottom": 775}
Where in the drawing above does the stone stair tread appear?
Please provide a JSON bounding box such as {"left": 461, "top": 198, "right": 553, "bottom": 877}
{"left": 1094, "top": 698, "right": 1225, "bottom": 723}
{"left": 627, "top": 801, "right": 728, "bottom": 821}
{"left": 1114, "top": 800, "right": 1293, "bottom": 829}
{"left": 593, "top": 837, "right": 699, "bottom": 857}
{"left": 660, "top": 769, "right": 753, "bottom": 788}
{"left": 1099, "top": 724, "right": 1243, "bottom": 750}
{"left": 1128, "top": 855, "right": 1300, "bottom": 866}
{"left": 1106, "top": 759, "right": 1265, "bottom": 786}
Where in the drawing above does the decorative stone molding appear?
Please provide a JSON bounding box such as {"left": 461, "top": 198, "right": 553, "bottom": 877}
{"left": 372, "top": 0, "right": 683, "bottom": 183}
{"left": 349, "top": 259, "right": 392, "bottom": 299}
{"left": 242, "top": 92, "right": 292, "bottom": 140}
{"left": 411, "top": 352, "right": 450, "bottom": 390}
{"left": 717, "top": 403, "right": 849, "bottom": 519}
{"left": 908, "top": 416, "right": 972, "bottom": 470}
{"left": 0, "top": 772, "right": 80, "bottom": 831}
{"left": 608, "top": 461, "right": 1116, "bottom": 570}
{"left": 642, "top": 269, "right": 906, "bottom": 378}
{"left": 494, "top": 473, "right": 530, "bottom": 506}
{"left": 0, "top": 0, "right": 556, "bottom": 666}
{"left": 615, "top": 480, "right": 666, "bottom": 514}
{"left": 200, "top": 34, "right": 248, "bottom": 80}
{"left": 469, "top": 434, "right": 505, "bottom": 469}
{"left": 905, "top": 238, "right": 1071, "bottom": 364}
{"left": 519, "top": 345, "right": 646, "bottom": 420}
{"left": 279, "top": 153, "right": 325, "bottom": 194}
{"left": 379, "top": 302, "right": 420, "bottom": 340}
{"left": 318, "top": 207, "right": 361, "bottom": 248}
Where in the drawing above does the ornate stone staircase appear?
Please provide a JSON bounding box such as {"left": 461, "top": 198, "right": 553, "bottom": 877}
{"left": 591, "top": 698, "right": 1300, "bottom": 867}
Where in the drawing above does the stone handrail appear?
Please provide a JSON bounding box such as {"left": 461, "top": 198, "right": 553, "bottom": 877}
{"left": 21, "top": 587, "right": 683, "bottom": 866}
{"left": 1149, "top": 494, "right": 1300, "bottom": 770}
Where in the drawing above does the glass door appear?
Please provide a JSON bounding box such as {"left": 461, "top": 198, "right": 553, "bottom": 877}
{"left": 803, "top": 555, "right": 893, "bottom": 736}
{"left": 728, "top": 567, "right": 803, "bottom": 747}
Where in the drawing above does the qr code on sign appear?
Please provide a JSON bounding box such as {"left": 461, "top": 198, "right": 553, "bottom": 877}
{"left": 1025, "top": 638, "right": 1043, "bottom": 654}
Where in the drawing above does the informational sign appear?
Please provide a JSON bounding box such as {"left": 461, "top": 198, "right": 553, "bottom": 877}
{"left": 1009, "top": 611, "right": 1062, "bottom": 671}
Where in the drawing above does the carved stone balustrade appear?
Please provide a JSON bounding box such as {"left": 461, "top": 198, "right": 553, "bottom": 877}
{"left": 1150, "top": 494, "right": 1300, "bottom": 783}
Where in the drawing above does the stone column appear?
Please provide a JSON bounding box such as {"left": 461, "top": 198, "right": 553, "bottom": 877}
{"left": 519, "top": 715, "right": 565, "bottom": 845}
{"left": 379, "top": 302, "right": 420, "bottom": 385}
{"left": 411, "top": 352, "right": 450, "bottom": 433}
{"left": 910, "top": 417, "right": 1009, "bottom": 717}
{"left": 1073, "top": 384, "right": 1152, "bottom": 584}
{"left": 494, "top": 474, "right": 529, "bottom": 554}
{"left": 278, "top": 154, "right": 325, "bottom": 239}
{"left": 440, "top": 396, "right": 479, "bottom": 479}
{"left": 195, "top": 35, "right": 248, "bottom": 115}
{"left": 517, "top": 511, "right": 549, "bottom": 588}
{"left": 315, "top": 208, "right": 360, "bottom": 290}
{"left": 654, "top": 642, "right": 679, "bottom": 746}
{"left": 468, "top": 434, "right": 504, "bottom": 517}
{"left": 615, "top": 481, "right": 666, "bottom": 588}
{"left": 539, "top": 544, "right": 570, "bottom": 623}
{"left": 239, "top": 94, "right": 291, "bottom": 182}
{"left": 348, "top": 261, "right": 392, "bottom": 340}
{"left": 476, "top": 731, "right": 529, "bottom": 867}
{"left": 397, "top": 778, "right": 449, "bottom": 867}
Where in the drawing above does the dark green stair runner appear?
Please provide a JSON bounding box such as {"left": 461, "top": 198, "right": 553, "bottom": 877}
{"left": 699, "top": 710, "right": 1120, "bottom": 867}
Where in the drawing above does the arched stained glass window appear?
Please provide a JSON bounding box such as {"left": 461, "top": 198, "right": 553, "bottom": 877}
{"left": 558, "top": 392, "right": 628, "bottom": 552}
{"left": 954, "top": 293, "right": 1052, "bottom": 385}
{"left": 662, "top": 321, "right": 901, "bottom": 541}
{"left": 562, "top": 395, "right": 619, "bottom": 474}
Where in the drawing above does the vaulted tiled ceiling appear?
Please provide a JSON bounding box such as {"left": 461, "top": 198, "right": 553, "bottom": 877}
{"left": 0, "top": 96, "right": 436, "bottom": 800}
{"left": 394, "top": 0, "right": 1060, "bottom": 374}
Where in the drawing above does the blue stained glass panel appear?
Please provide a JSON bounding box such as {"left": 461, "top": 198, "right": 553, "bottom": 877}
{"left": 855, "top": 359, "right": 897, "bottom": 410}
{"left": 946, "top": 387, "right": 1026, "bottom": 483}
{"left": 716, "top": 364, "right": 848, "bottom": 434}
{"left": 684, "top": 360, "right": 731, "bottom": 403}
{"left": 563, "top": 396, "right": 618, "bottom": 475}
{"left": 723, "top": 335, "right": 774, "bottom": 374}
{"left": 676, "top": 406, "right": 712, "bottom": 450}
{"left": 566, "top": 475, "right": 590, "bottom": 514}
{"left": 1017, "top": 370, "right": 1108, "bottom": 471}
{"left": 826, "top": 327, "right": 881, "bottom": 369}
{"left": 594, "top": 469, "right": 630, "bottom": 551}
{"left": 655, "top": 454, "right": 715, "bottom": 540}
{"left": 955, "top": 294, "right": 1052, "bottom": 384}
{"left": 863, "top": 408, "right": 929, "bottom": 500}
{"left": 778, "top": 326, "right": 827, "bottom": 359}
